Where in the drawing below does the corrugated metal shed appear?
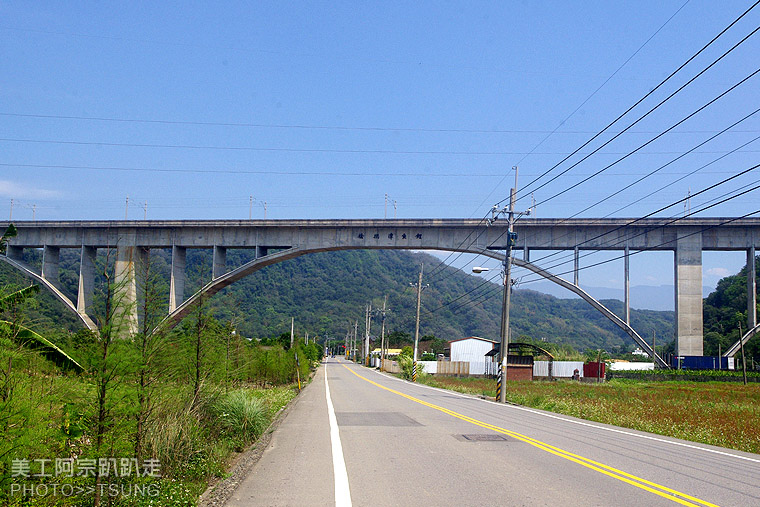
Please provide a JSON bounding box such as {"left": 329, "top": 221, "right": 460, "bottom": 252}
{"left": 449, "top": 337, "right": 496, "bottom": 364}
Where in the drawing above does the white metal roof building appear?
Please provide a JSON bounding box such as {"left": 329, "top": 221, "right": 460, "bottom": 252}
{"left": 447, "top": 336, "right": 497, "bottom": 364}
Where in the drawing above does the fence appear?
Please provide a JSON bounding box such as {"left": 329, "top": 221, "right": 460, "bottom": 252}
{"left": 435, "top": 361, "right": 470, "bottom": 376}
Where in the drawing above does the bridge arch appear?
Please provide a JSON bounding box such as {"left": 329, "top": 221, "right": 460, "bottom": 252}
{"left": 154, "top": 245, "right": 667, "bottom": 367}
{"left": 1, "top": 255, "right": 98, "bottom": 332}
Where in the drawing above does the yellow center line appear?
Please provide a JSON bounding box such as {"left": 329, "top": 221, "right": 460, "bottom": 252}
{"left": 341, "top": 364, "right": 719, "bottom": 507}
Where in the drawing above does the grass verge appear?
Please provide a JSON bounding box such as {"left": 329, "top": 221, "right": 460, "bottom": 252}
{"left": 418, "top": 376, "right": 760, "bottom": 454}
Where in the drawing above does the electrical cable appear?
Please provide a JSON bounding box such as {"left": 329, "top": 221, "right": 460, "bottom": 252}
{"left": 429, "top": 8, "right": 760, "bottom": 285}
{"left": 513, "top": 1, "right": 760, "bottom": 202}
{"left": 425, "top": 162, "right": 760, "bottom": 315}
{"left": 515, "top": 159, "right": 760, "bottom": 272}
{"left": 529, "top": 64, "right": 760, "bottom": 211}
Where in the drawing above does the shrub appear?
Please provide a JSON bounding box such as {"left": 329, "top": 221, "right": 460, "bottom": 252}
{"left": 212, "top": 389, "right": 268, "bottom": 442}
{"left": 397, "top": 355, "right": 426, "bottom": 380}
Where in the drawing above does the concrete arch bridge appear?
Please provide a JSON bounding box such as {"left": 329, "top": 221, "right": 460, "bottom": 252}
{"left": 3, "top": 218, "right": 760, "bottom": 366}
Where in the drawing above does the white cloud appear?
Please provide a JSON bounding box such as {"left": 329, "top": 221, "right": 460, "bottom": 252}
{"left": 0, "top": 180, "right": 62, "bottom": 200}
{"left": 706, "top": 267, "right": 731, "bottom": 278}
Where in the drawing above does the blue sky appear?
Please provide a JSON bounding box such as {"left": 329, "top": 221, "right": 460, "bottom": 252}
{"left": 2, "top": 1, "right": 759, "bottom": 300}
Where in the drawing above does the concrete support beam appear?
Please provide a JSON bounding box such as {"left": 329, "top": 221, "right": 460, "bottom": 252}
{"left": 41, "top": 246, "right": 60, "bottom": 287}
{"left": 77, "top": 246, "right": 96, "bottom": 317}
{"left": 256, "top": 245, "right": 268, "bottom": 258}
{"left": 674, "top": 229, "right": 703, "bottom": 356}
{"left": 114, "top": 233, "right": 146, "bottom": 337}
{"left": 213, "top": 246, "right": 227, "bottom": 279}
{"left": 573, "top": 247, "right": 579, "bottom": 286}
{"left": 624, "top": 246, "right": 630, "bottom": 325}
{"left": 169, "top": 245, "right": 186, "bottom": 313}
{"left": 6, "top": 245, "right": 23, "bottom": 261}
{"left": 748, "top": 247, "right": 757, "bottom": 330}
{"left": 524, "top": 247, "right": 530, "bottom": 262}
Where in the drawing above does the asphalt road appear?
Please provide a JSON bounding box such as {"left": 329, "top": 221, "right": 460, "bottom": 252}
{"left": 226, "top": 358, "right": 760, "bottom": 506}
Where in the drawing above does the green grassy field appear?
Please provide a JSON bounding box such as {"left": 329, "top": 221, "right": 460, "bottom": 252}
{"left": 419, "top": 376, "right": 760, "bottom": 454}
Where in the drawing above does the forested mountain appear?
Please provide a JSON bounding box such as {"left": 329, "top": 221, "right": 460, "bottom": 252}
{"left": 0, "top": 248, "right": 675, "bottom": 353}
{"left": 703, "top": 256, "right": 760, "bottom": 359}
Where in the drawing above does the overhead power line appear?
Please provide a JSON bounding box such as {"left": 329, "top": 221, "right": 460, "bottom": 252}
{"left": 513, "top": 1, "right": 760, "bottom": 203}
{"left": 530, "top": 63, "right": 760, "bottom": 210}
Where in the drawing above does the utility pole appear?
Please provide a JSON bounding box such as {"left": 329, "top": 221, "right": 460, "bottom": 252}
{"left": 378, "top": 296, "right": 388, "bottom": 371}
{"left": 384, "top": 193, "right": 389, "bottom": 219}
{"left": 290, "top": 317, "right": 295, "bottom": 348}
{"left": 490, "top": 166, "right": 523, "bottom": 403}
{"left": 249, "top": 195, "right": 253, "bottom": 219}
{"left": 9, "top": 199, "right": 13, "bottom": 220}
{"left": 412, "top": 263, "right": 428, "bottom": 382}
{"left": 365, "top": 304, "right": 372, "bottom": 366}
{"left": 125, "top": 196, "right": 129, "bottom": 220}
{"left": 354, "top": 319, "right": 359, "bottom": 362}
{"left": 143, "top": 201, "right": 148, "bottom": 220}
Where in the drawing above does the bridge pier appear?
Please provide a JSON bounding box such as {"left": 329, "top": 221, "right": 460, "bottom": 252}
{"left": 77, "top": 246, "right": 96, "bottom": 318}
{"left": 748, "top": 247, "right": 757, "bottom": 330}
{"left": 624, "top": 246, "right": 630, "bottom": 325}
{"left": 674, "top": 229, "right": 703, "bottom": 356}
{"left": 213, "top": 246, "right": 226, "bottom": 279}
{"left": 114, "top": 234, "right": 146, "bottom": 336}
{"left": 42, "top": 246, "right": 60, "bottom": 288}
{"left": 6, "top": 245, "right": 23, "bottom": 262}
{"left": 573, "top": 247, "right": 579, "bottom": 286}
{"left": 169, "top": 245, "right": 186, "bottom": 313}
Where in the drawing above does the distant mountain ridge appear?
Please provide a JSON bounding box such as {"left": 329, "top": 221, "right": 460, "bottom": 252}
{"left": 0, "top": 248, "right": 675, "bottom": 353}
{"left": 528, "top": 281, "right": 713, "bottom": 311}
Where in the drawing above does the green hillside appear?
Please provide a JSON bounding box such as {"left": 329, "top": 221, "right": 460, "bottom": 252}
{"left": 703, "top": 255, "right": 760, "bottom": 360}
{"left": 0, "top": 247, "right": 674, "bottom": 354}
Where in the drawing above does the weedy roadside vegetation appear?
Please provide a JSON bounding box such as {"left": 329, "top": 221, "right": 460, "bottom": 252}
{"left": 0, "top": 226, "right": 321, "bottom": 506}
{"left": 419, "top": 375, "right": 760, "bottom": 454}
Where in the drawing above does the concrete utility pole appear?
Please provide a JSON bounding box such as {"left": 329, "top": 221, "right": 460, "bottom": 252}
{"left": 9, "top": 199, "right": 13, "bottom": 220}
{"left": 354, "top": 319, "right": 359, "bottom": 361}
{"left": 378, "top": 296, "right": 389, "bottom": 371}
{"left": 125, "top": 196, "right": 129, "bottom": 220}
{"left": 493, "top": 166, "right": 522, "bottom": 403}
{"left": 365, "top": 304, "right": 372, "bottom": 366}
{"left": 412, "top": 263, "right": 428, "bottom": 382}
{"left": 249, "top": 195, "right": 253, "bottom": 219}
{"left": 290, "top": 317, "right": 295, "bottom": 348}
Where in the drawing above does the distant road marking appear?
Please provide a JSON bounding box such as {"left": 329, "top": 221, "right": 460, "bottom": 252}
{"left": 326, "top": 364, "right": 352, "bottom": 507}
{"left": 343, "top": 365, "right": 717, "bottom": 507}
{"left": 382, "top": 371, "right": 760, "bottom": 464}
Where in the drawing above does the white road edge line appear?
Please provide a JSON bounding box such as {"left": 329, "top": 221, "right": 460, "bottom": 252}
{"left": 372, "top": 367, "right": 760, "bottom": 464}
{"left": 325, "top": 363, "right": 352, "bottom": 507}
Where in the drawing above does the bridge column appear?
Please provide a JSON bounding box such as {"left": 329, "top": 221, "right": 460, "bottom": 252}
{"left": 77, "top": 246, "right": 96, "bottom": 317}
{"left": 213, "top": 246, "right": 226, "bottom": 279}
{"left": 114, "top": 233, "right": 146, "bottom": 337}
{"left": 573, "top": 247, "right": 579, "bottom": 286}
{"left": 256, "top": 245, "right": 268, "bottom": 258}
{"left": 42, "top": 246, "right": 60, "bottom": 287}
{"left": 6, "top": 245, "right": 23, "bottom": 261}
{"left": 524, "top": 247, "right": 530, "bottom": 262}
{"left": 748, "top": 247, "right": 757, "bottom": 330}
{"left": 624, "top": 246, "right": 630, "bottom": 325}
{"left": 169, "top": 245, "right": 186, "bottom": 313}
{"left": 674, "top": 229, "right": 703, "bottom": 356}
